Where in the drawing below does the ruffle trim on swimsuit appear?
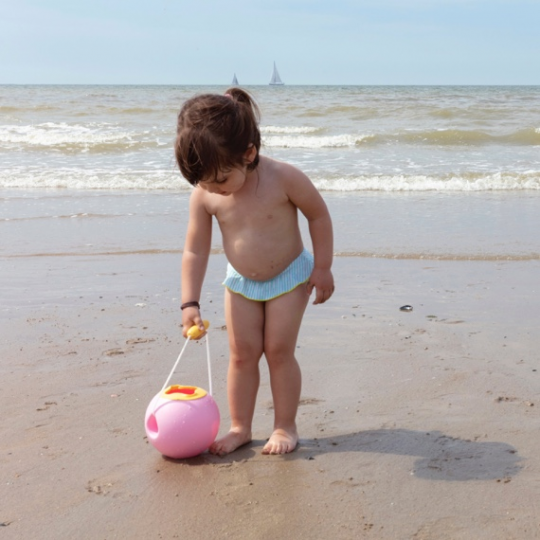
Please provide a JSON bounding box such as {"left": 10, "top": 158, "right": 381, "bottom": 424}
{"left": 223, "top": 248, "right": 314, "bottom": 301}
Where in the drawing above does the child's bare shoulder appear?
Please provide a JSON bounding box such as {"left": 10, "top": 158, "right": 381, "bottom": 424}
{"left": 263, "top": 156, "right": 309, "bottom": 184}
{"left": 262, "top": 157, "right": 321, "bottom": 212}
{"left": 189, "top": 185, "right": 216, "bottom": 215}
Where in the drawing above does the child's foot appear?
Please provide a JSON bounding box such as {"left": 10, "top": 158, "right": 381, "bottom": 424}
{"left": 209, "top": 429, "right": 252, "bottom": 456}
{"left": 262, "top": 428, "right": 298, "bottom": 455}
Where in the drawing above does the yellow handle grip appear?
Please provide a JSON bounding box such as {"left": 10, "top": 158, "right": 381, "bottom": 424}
{"left": 186, "top": 320, "right": 210, "bottom": 339}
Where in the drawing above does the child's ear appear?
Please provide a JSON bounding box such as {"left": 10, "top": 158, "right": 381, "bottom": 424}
{"left": 244, "top": 144, "right": 257, "bottom": 164}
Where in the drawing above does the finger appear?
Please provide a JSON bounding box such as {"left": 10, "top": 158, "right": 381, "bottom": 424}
{"left": 182, "top": 314, "right": 200, "bottom": 338}
{"left": 192, "top": 318, "right": 206, "bottom": 338}
{"left": 188, "top": 322, "right": 207, "bottom": 340}
{"left": 313, "top": 288, "right": 324, "bottom": 305}
{"left": 315, "top": 288, "right": 334, "bottom": 305}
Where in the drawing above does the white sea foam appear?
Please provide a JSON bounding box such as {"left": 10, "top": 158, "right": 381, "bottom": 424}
{"left": 263, "top": 133, "right": 372, "bottom": 148}
{"left": 0, "top": 168, "right": 189, "bottom": 191}
{"left": 0, "top": 122, "right": 130, "bottom": 146}
{"left": 0, "top": 122, "right": 168, "bottom": 152}
{"left": 312, "top": 172, "right": 540, "bottom": 192}
{"left": 2, "top": 168, "right": 538, "bottom": 192}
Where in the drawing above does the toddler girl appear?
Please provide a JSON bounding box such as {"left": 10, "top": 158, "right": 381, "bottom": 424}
{"left": 175, "top": 88, "right": 334, "bottom": 455}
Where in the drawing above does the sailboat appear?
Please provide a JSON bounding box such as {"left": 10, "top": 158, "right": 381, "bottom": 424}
{"left": 269, "top": 62, "right": 284, "bottom": 86}
{"left": 232, "top": 73, "right": 238, "bottom": 85}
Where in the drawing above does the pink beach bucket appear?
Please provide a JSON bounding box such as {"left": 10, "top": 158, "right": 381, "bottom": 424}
{"left": 144, "top": 321, "right": 220, "bottom": 459}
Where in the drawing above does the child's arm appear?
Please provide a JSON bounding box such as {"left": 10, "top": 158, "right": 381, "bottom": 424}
{"left": 181, "top": 188, "right": 212, "bottom": 337}
{"left": 285, "top": 167, "right": 334, "bottom": 304}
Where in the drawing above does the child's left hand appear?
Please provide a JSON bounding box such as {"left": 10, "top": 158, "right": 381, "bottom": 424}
{"left": 307, "top": 268, "right": 335, "bottom": 304}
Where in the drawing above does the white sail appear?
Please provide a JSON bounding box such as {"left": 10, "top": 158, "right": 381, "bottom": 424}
{"left": 269, "top": 62, "right": 284, "bottom": 85}
{"left": 232, "top": 73, "right": 238, "bottom": 85}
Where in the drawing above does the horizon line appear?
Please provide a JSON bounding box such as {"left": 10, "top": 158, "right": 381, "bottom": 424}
{"left": 1, "top": 83, "right": 539, "bottom": 87}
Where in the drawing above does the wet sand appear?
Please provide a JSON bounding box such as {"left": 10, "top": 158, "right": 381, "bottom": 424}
{"left": 2, "top": 194, "right": 540, "bottom": 539}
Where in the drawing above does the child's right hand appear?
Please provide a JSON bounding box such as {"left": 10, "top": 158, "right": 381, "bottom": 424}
{"left": 181, "top": 307, "right": 207, "bottom": 339}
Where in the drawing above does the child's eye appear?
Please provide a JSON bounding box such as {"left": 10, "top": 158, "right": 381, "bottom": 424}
{"left": 215, "top": 177, "right": 227, "bottom": 184}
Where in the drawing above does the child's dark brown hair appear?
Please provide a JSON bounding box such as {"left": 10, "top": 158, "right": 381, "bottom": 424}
{"left": 175, "top": 87, "right": 261, "bottom": 185}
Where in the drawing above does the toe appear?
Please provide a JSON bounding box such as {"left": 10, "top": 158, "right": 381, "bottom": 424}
{"left": 262, "top": 429, "right": 298, "bottom": 455}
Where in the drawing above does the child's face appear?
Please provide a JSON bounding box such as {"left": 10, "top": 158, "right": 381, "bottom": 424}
{"left": 198, "top": 165, "right": 247, "bottom": 196}
{"left": 198, "top": 146, "right": 256, "bottom": 196}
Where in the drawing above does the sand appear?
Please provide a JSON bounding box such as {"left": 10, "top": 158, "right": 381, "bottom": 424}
{"left": 2, "top": 196, "right": 540, "bottom": 539}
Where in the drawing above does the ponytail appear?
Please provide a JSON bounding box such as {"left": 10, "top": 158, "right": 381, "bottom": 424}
{"left": 224, "top": 88, "right": 260, "bottom": 171}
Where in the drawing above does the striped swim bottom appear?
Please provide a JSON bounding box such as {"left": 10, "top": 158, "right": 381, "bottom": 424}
{"left": 223, "top": 248, "right": 314, "bottom": 301}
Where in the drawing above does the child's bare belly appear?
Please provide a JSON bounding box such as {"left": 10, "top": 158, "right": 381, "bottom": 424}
{"left": 211, "top": 167, "right": 304, "bottom": 281}
{"left": 223, "top": 234, "right": 304, "bottom": 281}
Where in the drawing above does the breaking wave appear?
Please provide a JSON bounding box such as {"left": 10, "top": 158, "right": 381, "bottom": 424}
{"left": 263, "top": 128, "right": 540, "bottom": 149}
{"left": 2, "top": 169, "right": 539, "bottom": 192}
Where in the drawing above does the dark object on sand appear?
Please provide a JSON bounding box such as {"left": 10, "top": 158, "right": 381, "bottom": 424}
{"left": 400, "top": 305, "right": 413, "bottom": 312}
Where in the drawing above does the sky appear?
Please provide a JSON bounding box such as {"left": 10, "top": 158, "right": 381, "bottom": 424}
{"left": 1, "top": 0, "right": 539, "bottom": 85}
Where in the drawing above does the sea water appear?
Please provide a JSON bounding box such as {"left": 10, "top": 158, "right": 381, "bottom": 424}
{"left": 1, "top": 85, "right": 540, "bottom": 259}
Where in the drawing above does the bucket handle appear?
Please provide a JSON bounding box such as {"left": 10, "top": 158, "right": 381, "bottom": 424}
{"left": 160, "top": 323, "right": 213, "bottom": 395}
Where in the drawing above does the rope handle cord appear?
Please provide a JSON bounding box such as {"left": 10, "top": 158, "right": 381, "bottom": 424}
{"left": 160, "top": 321, "right": 213, "bottom": 395}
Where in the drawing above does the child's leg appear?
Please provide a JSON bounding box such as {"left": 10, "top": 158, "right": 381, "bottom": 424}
{"left": 209, "top": 289, "right": 264, "bottom": 456}
{"left": 262, "top": 284, "right": 310, "bottom": 454}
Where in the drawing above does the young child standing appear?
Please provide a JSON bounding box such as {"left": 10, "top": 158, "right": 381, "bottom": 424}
{"left": 175, "top": 88, "right": 334, "bottom": 456}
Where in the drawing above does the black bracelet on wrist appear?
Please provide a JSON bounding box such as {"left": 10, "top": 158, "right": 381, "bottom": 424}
{"left": 181, "top": 301, "right": 200, "bottom": 310}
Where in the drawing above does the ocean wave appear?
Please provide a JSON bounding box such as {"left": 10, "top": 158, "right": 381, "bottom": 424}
{"left": 262, "top": 127, "right": 540, "bottom": 149}
{"left": 312, "top": 172, "right": 540, "bottom": 191}
{"left": 0, "top": 122, "right": 169, "bottom": 153}
{"left": 4, "top": 122, "right": 539, "bottom": 155}
{"left": 263, "top": 133, "right": 373, "bottom": 148}
{"left": 2, "top": 169, "right": 539, "bottom": 192}
{"left": 0, "top": 168, "right": 189, "bottom": 190}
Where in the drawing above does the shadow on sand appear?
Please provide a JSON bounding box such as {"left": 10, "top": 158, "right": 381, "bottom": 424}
{"left": 167, "top": 428, "right": 522, "bottom": 482}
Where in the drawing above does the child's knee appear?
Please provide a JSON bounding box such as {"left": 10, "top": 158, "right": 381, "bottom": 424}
{"left": 229, "top": 346, "right": 263, "bottom": 368}
{"left": 264, "top": 342, "right": 294, "bottom": 365}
